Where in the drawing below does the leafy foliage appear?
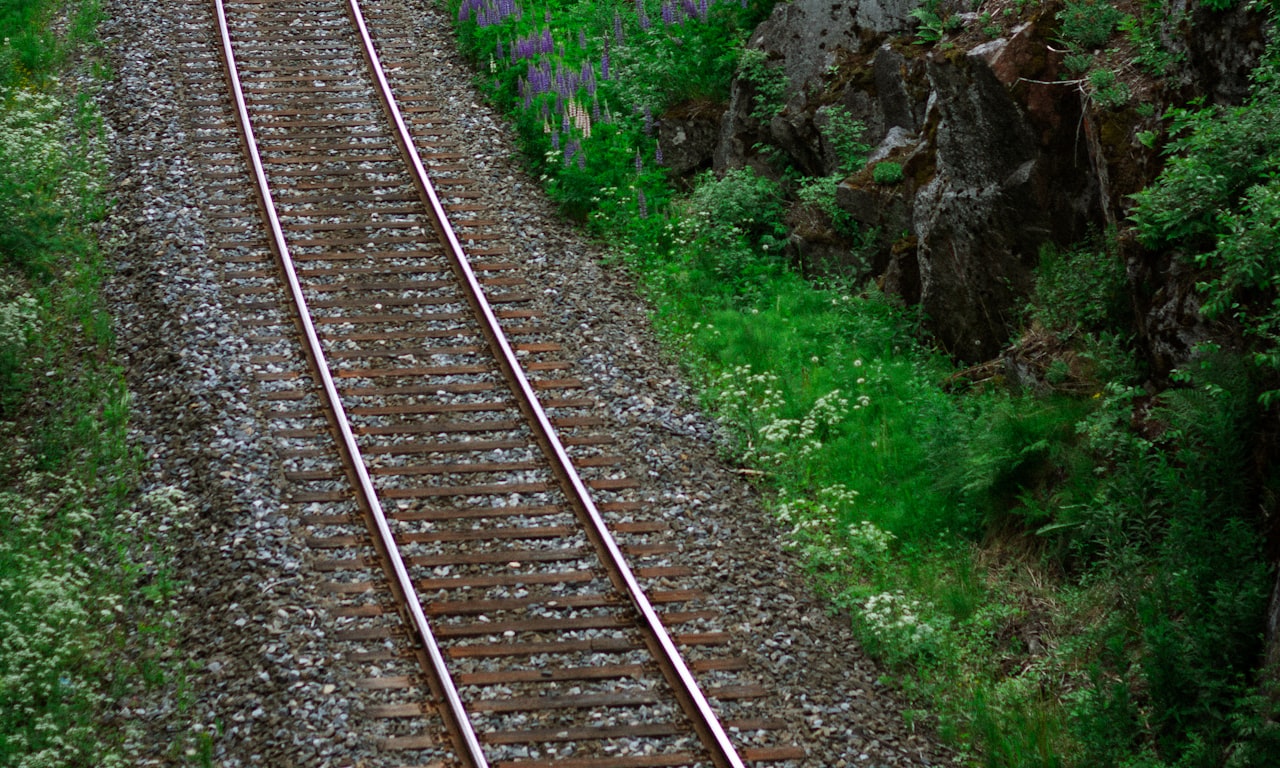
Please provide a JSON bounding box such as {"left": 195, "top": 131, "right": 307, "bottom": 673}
{"left": 1032, "top": 232, "right": 1128, "bottom": 334}
{"left": 873, "top": 161, "right": 904, "bottom": 185}
{"left": 795, "top": 173, "right": 860, "bottom": 237}
{"left": 820, "top": 104, "right": 871, "bottom": 176}
{"left": 1131, "top": 35, "right": 1280, "bottom": 399}
{"left": 1087, "top": 67, "right": 1129, "bottom": 108}
{"left": 910, "top": 0, "right": 960, "bottom": 46}
{"left": 1119, "top": 0, "right": 1186, "bottom": 77}
{"left": 738, "top": 47, "right": 786, "bottom": 120}
{"left": 1062, "top": 354, "right": 1271, "bottom": 767}
{"left": 1057, "top": 0, "right": 1123, "bottom": 50}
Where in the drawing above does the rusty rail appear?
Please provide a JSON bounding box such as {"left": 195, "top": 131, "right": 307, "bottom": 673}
{"left": 345, "top": 3, "right": 747, "bottom": 766}
{"left": 211, "top": 1, "right": 489, "bottom": 765}
{"left": 212, "top": 0, "right": 753, "bottom": 764}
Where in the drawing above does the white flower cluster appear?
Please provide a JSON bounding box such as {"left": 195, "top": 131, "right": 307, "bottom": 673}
{"left": 0, "top": 289, "right": 40, "bottom": 349}
{"left": 847, "top": 519, "right": 895, "bottom": 554}
{"left": 773, "top": 484, "right": 869, "bottom": 571}
{"left": 860, "top": 590, "right": 946, "bottom": 657}
{"left": 751, "top": 386, "right": 850, "bottom": 461}
{"left": 710, "top": 364, "right": 786, "bottom": 458}
{"left": 0, "top": 488, "right": 123, "bottom": 767}
{"left": 0, "top": 86, "right": 105, "bottom": 233}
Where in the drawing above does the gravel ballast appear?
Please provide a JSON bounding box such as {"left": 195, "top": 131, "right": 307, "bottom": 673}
{"left": 96, "top": 0, "right": 954, "bottom": 765}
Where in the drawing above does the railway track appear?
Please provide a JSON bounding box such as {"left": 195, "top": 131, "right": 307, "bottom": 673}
{"left": 163, "top": 0, "right": 807, "bottom": 764}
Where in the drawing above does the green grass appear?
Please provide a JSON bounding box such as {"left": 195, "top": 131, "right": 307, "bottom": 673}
{"left": 454, "top": 3, "right": 1280, "bottom": 766}
{"left": 0, "top": 1, "right": 193, "bottom": 766}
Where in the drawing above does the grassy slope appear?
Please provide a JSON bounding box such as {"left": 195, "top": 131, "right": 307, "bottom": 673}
{"left": 446, "top": 0, "right": 1280, "bottom": 766}
{"left": 0, "top": 1, "right": 189, "bottom": 765}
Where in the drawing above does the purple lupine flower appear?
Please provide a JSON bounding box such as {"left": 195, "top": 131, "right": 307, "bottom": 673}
{"left": 662, "top": 2, "right": 675, "bottom": 24}
{"left": 541, "top": 27, "right": 553, "bottom": 54}
{"left": 578, "top": 153, "right": 586, "bottom": 170}
{"left": 643, "top": 106, "right": 654, "bottom": 136}
{"left": 639, "top": 11, "right": 651, "bottom": 29}
{"left": 551, "top": 129, "right": 560, "bottom": 150}
{"left": 699, "top": 0, "right": 709, "bottom": 20}
{"left": 579, "top": 29, "right": 587, "bottom": 48}
{"left": 683, "top": 0, "right": 697, "bottom": 19}
{"left": 545, "top": 8, "right": 552, "bottom": 22}
{"left": 562, "top": 112, "right": 571, "bottom": 133}
{"left": 601, "top": 51, "right": 610, "bottom": 80}
{"left": 635, "top": 149, "right": 643, "bottom": 174}
{"left": 655, "top": 143, "right": 664, "bottom": 165}
{"left": 495, "top": 39, "right": 504, "bottom": 59}
{"left": 592, "top": 100, "right": 601, "bottom": 122}
{"left": 458, "top": 3, "right": 470, "bottom": 22}
{"left": 637, "top": 189, "right": 648, "bottom": 218}
{"left": 614, "top": 11, "right": 624, "bottom": 43}
{"left": 563, "top": 141, "right": 574, "bottom": 167}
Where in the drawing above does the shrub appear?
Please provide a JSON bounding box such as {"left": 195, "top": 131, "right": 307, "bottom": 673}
{"left": 682, "top": 166, "right": 786, "bottom": 246}
{"left": 1057, "top": 0, "right": 1122, "bottom": 50}
{"left": 873, "top": 161, "right": 903, "bottom": 185}
{"left": 821, "top": 104, "right": 870, "bottom": 176}
{"left": 795, "top": 174, "right": 859, "bottom": 237}
{"left": 1088, "top": 68, "right": 1130, "bottom": 108}
{"left": 738, "top": 47, "right": 786, "bottom": 120}
{"left": 1130, "top": 33, "right": 1280, "bottom": 400}
{"left": 1119, "top": 1, "right": 1186, "bottom": 78}
{"left": 1032, "top": 232, "right": 1128, "bottom": 334}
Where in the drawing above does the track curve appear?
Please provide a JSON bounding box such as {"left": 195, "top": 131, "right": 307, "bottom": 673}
{"left": 200, "top": 0, "right": 802, "bottom": 765}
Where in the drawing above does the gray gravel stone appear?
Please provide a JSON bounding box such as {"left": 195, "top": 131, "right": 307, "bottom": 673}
{"left": 95, "top": 0, "right": 955, "bottom": 765}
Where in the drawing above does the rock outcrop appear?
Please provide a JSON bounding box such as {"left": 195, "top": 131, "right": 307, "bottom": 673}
{"left": 672, "top": 0, "right": 1271, "bottom": 364}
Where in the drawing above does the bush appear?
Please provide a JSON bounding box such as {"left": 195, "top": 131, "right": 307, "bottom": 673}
{"left": 738, "top": 47, "right": 786, "bottom": 120}
{"left": 1032, "top": 232, "right": 1128, "bottom": 334}
{"left": 1057, "top": 0, "right": 1123, "bottom": 50}
{"left": 795, "top": 174, "right": 860, "bottom": 237}
{"left": 821, "top": 105, "right": 871, "bottom": 176}
{"left": 873, "top": 161, "right": 903, "bottom": 185}
{"left": 682, "top": 166, "right": 786, "bottom": 246}
{"left": 1088, "top": 68, "right": 1130, "bottom": 108}
{"left": 1130, "top": 33, "right": 1280, "bottom": 400}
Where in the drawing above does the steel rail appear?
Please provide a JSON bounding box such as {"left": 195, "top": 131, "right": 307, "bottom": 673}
{"left": 345, "top": 2, "right": 748, "bottom": 766}
{"left": 210, "top": 2, "right": 490, "bottom": 766}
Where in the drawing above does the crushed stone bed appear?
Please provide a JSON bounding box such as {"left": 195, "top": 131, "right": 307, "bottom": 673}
{"left": 96, "top": 0, "right": 954, "bottom": 765}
